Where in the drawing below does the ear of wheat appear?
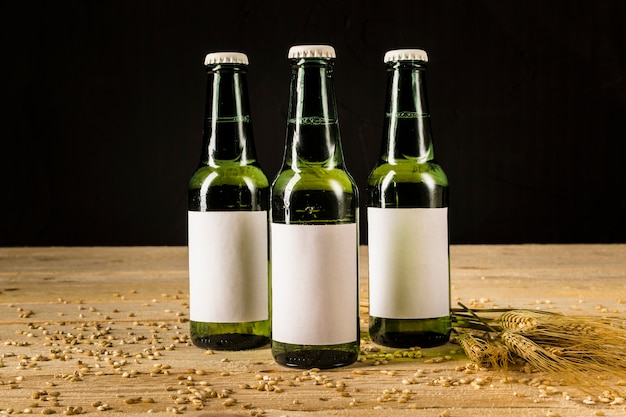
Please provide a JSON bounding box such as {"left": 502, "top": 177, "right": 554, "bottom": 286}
{"left": 452, "top": 304, "right": 626, "bottom": 398}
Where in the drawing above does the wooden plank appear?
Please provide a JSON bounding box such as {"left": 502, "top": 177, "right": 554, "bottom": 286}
{"left": 0, "top": 245, "right": 625, "bottom": 416}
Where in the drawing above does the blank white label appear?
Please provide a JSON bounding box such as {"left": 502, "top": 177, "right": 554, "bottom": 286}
{"left": 271, "top": 223, "right": 358, "bottom": 345}
{"left": 368, "top": 207, "right": 449, "bottom": 319}
{"left": 188, "top": 211, "right": 268, "bottom": 323}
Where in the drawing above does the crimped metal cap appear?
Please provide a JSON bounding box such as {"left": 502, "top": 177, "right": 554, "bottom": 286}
{"left": 204, "top": 52, "right": 249, "bottom": 66}
{"left": 288, "top": 45, "right": 336, "bottom": 59}
{"left": 383, "top": 49, "right": 428, "bottom": 63}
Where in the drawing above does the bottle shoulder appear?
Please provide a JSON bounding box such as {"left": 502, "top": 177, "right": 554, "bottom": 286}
{"left": 368, "top": 160, "right": 448, "bottom": 187}
{"left": 271, "top": 166, "right": 358, "bottom": 223}
{"left": 189, "top": 164, "right": 269, "bottom": 190}
{"left": 272, "top": 166, "right": 358, "bottom": 193}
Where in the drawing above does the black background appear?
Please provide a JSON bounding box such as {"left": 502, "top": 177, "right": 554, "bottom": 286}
{"left": 3, "top": 1, "right": 626, "bottom": 246}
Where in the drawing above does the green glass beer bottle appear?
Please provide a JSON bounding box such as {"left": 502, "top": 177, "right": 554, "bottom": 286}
{"left": 187, "top": 52, "right": 270, "bottom": 350}
{"left": 271, "top": 45, "right": 360, "bottom": 368}
{"left": 367, "top": 49, "right": 451, "bottom": 348}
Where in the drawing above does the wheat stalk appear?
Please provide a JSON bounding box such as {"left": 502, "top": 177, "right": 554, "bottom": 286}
{"left": 452, "top": 304, "right": 626, "bottom": 398}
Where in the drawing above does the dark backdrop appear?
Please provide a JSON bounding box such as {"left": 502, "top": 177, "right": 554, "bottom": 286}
{"left": 3, "top": 1, "right": 626, "bottom": 246}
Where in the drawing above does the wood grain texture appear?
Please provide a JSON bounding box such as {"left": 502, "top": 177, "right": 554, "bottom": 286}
{"left": 1, "top": 245, "right": 625, "bottom": 416}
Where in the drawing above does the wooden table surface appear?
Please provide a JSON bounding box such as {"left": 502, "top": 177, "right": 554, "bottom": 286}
{"left": 1, "top": 244, "right": 625, "bottom": 417}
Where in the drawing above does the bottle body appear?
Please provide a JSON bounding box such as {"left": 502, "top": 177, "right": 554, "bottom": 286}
{"left": 367, "top": 50, "right": 451, "bottom": 348}
{"left": 188, "top": 53, "right": 270, "bottom": 350}
{"left": 270, "top": 46, "right": 360, "bottom": 368}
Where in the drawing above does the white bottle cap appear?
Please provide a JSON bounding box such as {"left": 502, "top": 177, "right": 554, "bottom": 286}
{"left": 288, "top": 45, "right": 336, "bottom": 59}
{"left": 384, "top": 49, "right": 428, "bottom": 63}
{"left": 204, "top": 52, "right": 249, "bottom": 66}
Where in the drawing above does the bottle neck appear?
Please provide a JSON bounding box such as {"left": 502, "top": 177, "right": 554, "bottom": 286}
{"left": 201, "top": 64, "right": 257, "bottom": 166}
{"left": 283, "top": 58, "right": 345, "bottom": 170}
{"left": 381, "top": 61, "right": 434, "bottom": 164}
